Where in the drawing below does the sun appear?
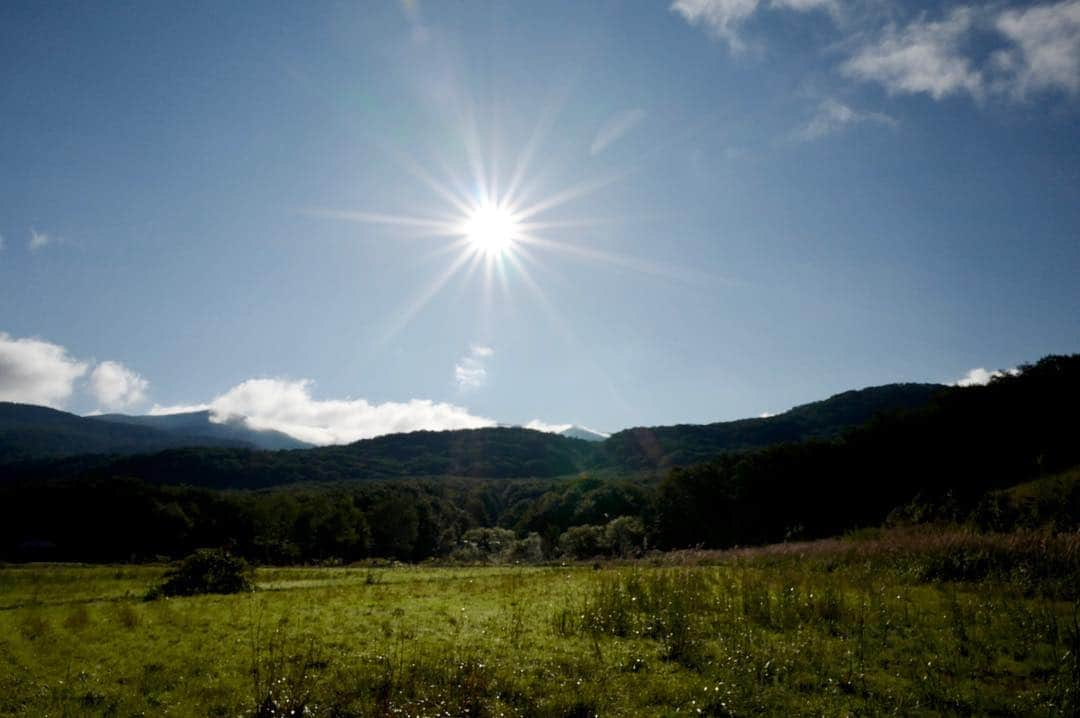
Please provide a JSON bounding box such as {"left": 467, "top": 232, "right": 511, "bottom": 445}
{"left": 461, "top": 202, "right": 519, "bottom": 256}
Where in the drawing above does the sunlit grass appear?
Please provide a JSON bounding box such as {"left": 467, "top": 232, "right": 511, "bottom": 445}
{"left": 0, "top": 554, "right": 1076, "bottom": 716}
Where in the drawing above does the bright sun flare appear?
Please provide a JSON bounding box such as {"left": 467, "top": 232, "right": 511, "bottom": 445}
{"left": 462, "top": 203, "right": 519, "bottom": 255}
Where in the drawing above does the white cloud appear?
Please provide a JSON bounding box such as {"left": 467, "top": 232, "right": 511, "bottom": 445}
{"left": 147, "top": 402, "right": 210, "bottom": 415}
{"left": 672, "top": 0, "right": 834, "bottom": 51}
{"left": 590, "top": 108, "right": 646, "bottom": 155}
{"left": 791, "top": 98, "right": 897, "bottom": 141}
{"left": 992, "top": 0, "right": 1080, "bottom": 98}
{"left": 525, "top": 419, "right": 574, "bottom": 434}
{"left": 455, "top": 345, "right": 493, "bottom": 390}
{"left": 674, "top": 0, "right": 1079, "bottom": 105}
{"left": 0, "top": 332, "right": 89, "bottom": 408}
{"left": 28, "top": 228, "right": 57, "bottom": 252}
{"left": 154, "top": 378, "right": 496, "bottom": 445}
{"left": 88, "top": 360, "right": 149, "bottom": 411}
{"left": 842, "top": 7, "right": 984, "bottom": 100}
{"left": 954, "top": 366, "right": 1020, "bottom": 387}
{"left": 672, "top": 0, "right": 760, "bottom": 51}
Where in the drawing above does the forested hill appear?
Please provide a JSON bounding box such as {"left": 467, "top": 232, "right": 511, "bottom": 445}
{"left": 2, "top": 356, "right": 1077, "bottom": 564}
{"left": 596, "top": 383, "right": 946, "bottom": 470}
{"left": 653, "top": 354, "right": 1080, "bottom": 547}
{"left": 2, "top": 382, "right": 946, "bottom": 488}
{"left": 0, "top": 403, "right": 251, "bottom": 461}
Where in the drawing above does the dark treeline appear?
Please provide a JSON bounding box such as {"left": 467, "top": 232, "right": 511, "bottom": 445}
{"left": 1, "top": 355, "right": 1077, "bottom": 564}
{"left": 657, "top": 354, "right": 1080, "bottom": 546}
{"left": 0, "top": 475, "right": 652, "bottom": 563}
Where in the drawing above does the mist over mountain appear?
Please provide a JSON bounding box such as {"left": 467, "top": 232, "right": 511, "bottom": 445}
{"left": 89, "top": 411, "right": 311, "bottom": 451}
{"left": 558, "top": 426, "right": 609, "bottom": 442}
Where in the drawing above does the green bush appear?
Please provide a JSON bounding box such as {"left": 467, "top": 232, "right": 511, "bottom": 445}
{"left": 148, "top": 549, "right": 253, "bottom": 598}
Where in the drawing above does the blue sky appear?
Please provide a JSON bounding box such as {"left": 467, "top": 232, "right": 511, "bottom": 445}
{"left": 1, "top": 0, "right": 1078, "bottom": 443}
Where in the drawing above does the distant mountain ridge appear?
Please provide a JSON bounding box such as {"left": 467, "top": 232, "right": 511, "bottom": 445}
{"left": 0, "top": 404, "right": 309, "bottom": 463}
{"left": 89, "top": 411, "right": 311, "bottom": 451}
{"left": 0, "top": 382, "right": 947, "bottom": 485}
{"left": 0, "top": 403, "right": 250, "bottom": 462}
{"left": 595, "top": 383, "right": 947, "bottom": 470}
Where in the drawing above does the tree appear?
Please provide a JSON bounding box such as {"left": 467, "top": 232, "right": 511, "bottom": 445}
{"left": 368, "top": 495, "right": 419, "bottom": 559}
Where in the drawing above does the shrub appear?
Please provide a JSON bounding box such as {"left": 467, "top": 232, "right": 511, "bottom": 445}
{"left": 604, "top": 516, "right": 646, "bottom": 557}
{"left": 148, "top": 549, "right": 253, "bottom": 598}
{"left": 558, "top": 524, "right": 606, "bottom": 559}
{"left": 507, "top": 532, "right": 544, "bottom": 563}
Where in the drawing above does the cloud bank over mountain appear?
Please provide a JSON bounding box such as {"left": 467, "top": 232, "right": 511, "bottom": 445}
{"left": 152, "top": 378, "right": 497, "bottom": 446}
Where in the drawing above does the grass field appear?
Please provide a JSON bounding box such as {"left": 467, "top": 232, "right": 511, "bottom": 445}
{"left": 1, "top": 534, "right": 1078, "bottom": 717}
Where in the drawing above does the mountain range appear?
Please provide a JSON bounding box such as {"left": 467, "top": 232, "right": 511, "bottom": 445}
{"left": 90, "top": 411, "right": 310, "bottom": 450}
{"left": 0, "top": 381, "right": 948, "bottom": 486}
{"left": 0, "top": 404, "right": 309, "bottom": 463}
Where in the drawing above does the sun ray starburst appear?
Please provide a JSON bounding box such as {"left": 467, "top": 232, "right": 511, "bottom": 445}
{"left": 306, "top": 96, "right": 698, "bottom": 349}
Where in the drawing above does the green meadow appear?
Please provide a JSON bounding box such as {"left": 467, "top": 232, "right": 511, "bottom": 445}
{"left": 2, "top": 535, "right": 1078, "bottom": 717}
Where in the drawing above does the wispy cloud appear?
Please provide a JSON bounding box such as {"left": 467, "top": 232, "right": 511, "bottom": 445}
{"left": 0, "top": 332, "right": 89, "bottom": 408}
{"left": 790, "top": 98, "right": 897, "bottom": 141}
{"left": 590, "top": 108, "right": 646, "bottom": 155}
{"left": 671, "top": 0, "right": 834, "bottom": 52}
{"left": 671, "top": 0, "right": 759, "bottom": 51}
{"left": 992, "top": 0, "right": 1080, "bottom": 98}
{"left": 88, "top": 360, "right": 149, "bottom": 411}
{"left": 28, "top": 228, "right": 58, "bottom": 252}
{"left": 954, "top": 366, "right": 1020, "bottom": 387}
{"left": 151, "top": 378, "right": 496, "bottom": 445}
{"left": 842, "top": 7, "right": 984, "bottom": 100}
{"left": 674, "top": 0, "right": 1078, "bottom": 106}
{"left": 842, "top": 1, "right": 1080, "bottom": 103}
{"left": 455, "top": 345, "right": 493, "bottom": 390}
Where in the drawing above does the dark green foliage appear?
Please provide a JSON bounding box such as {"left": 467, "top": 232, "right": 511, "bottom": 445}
{"left": 149, "top": 549, "right": 253, "bottom": 597}
{"left": 557, "top": 516, "right": 647, "bottom": 559}
{"left": 557, "top": 524, "right": 606, "bottom": 559}
{"left": 970, "top": 465, "right": 1080, "bottom": 532}
{"left": 0, "top": 354, "right": 1077, "bottom": 565}
{"left": 0, "top": 475, "right": 566, "bottom": 564}
{"left": 651, "top": 355, "right": 1080, "bottom": 549}
{"left": 1, "top": 426, "right": 598, "bottom": 487}
{"left": 596, "top": 382, "right": 946, "bottom": 470}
